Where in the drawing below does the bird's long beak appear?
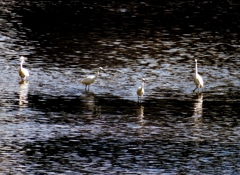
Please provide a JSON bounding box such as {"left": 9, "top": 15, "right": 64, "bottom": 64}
{"left": 102, "top": 69, "right": 106, "bottom": 73}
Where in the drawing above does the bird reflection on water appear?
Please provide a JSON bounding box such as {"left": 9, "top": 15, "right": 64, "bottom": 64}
{"left": 192, "top": 93, "right": 203, "bottom": 126}
{"left": 19, "top": 80, "right": 29, "bottom": 107}
{"left": 136, "top": 104, "right": 144, "bottom": 124}
{"left": 189, "top": 93, "right": 204, "bottom": 143}
{"left": 136, "top": 104, "right": 145, "bottom": 138}
{"left": 81, "top": 92, "right": 101, "bottom": 117}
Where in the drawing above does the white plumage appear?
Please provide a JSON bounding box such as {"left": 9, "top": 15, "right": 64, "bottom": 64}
{"left": 193, "top": 59, "right": 203, "bottom": 92}
{"left": 81, "top": 67, "right": 105, "bottom": 90}
{"left": 19, "top": 56, "right": 29, "bottom": 81}
{"left": 137, "top": 78, "right": 145, "bottom": 102}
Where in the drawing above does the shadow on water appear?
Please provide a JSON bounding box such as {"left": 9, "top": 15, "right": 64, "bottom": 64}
{"left": 25, "top": 90, "right": 196, "bottom": 121}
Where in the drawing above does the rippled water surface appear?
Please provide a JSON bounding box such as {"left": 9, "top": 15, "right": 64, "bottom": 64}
{"left": 0, "top": 1, "right": 240, "bottom": 174}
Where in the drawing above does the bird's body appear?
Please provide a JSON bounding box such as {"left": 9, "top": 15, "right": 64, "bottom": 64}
{"left": 81, "top": 67, "right": 105, "bottom": 90}
{"left": 137, "top": 86, "right": 144, "bottom": 97}
{"left": 193, "top": 59, "right": 203, "bottom": 92}
{"left": 19, "top": 56, "right": 29, "bottom": 81}
{"left": 137, "top": 78, "right": 145, "bottom": 103}
{"left": 81, "top": 75, "right": 96, "bottom": 85}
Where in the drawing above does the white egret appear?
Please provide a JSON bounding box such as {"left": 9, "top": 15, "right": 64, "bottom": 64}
{"left": 19, "top": 56, "right": 29, "bottom": 81}
{"left": 193, "top": 59, "right": 203, "bottom": 92}
{"left": 81, "top": 67, "right": 105, "bottom": 90}
{"left": 137, "top": 78, "right": 146, "bottom": 103}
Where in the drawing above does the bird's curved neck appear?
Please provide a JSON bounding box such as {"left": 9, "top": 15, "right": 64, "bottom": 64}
{"left": 95, "top": 70, "right": 100, "bottom": 79}
{"left": 141, "top": 81, "right": 145, "bottom": 89}
{"left": 20, "top": 60, "right": 24, "bottom": 69}
{"left": 195, "top": 61, "right": 198, "bottom": 75}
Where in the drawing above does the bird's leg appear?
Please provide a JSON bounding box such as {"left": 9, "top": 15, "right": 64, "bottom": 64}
{"left": 193, "top": 86, "right": 198, "bottom": 92}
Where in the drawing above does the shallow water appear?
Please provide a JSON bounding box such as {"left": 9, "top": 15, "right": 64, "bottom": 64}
{"left": 0, "top": 1, "right": 240, "bottom": 174}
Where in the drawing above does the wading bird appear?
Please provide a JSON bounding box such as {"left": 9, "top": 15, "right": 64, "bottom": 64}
{"left": 19, "top": 56, "right": 29, "bottom": 81}
{"left": 81, "top": 67, "right": 105, "bottom": 90}
{"left": 193, "top": 59, "right": 203, "bottom": 92}
{"left": 137, "top": 78, "right": 146, "bottom": 103}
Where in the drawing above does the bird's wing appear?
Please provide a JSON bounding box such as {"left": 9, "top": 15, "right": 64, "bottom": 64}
{"left": 137, "top": 87, "right": 144, "bottom": 96}
{"left": 22, "top": 68, "right": 29, "bottom": 77}
{"left": 194, "top": 74, "right": 203, "bottom": 88}
{"left": 81, "top": 75, "right": 95, "bottom": 84}
{"left": 19, "top": 68, "right": 29, "bottom": 77}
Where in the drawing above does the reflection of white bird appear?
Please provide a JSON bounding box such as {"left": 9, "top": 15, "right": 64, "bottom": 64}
{"left": 192, "top": 93, "right": 203, "bottom": 127}
{"left": 193, "top": 93, "right": 203, "bottom": 117}
{"left": 19, "top": 80, "right": 29, "bottom": 107}
{"left": 193, "top": 59, "right": 203, "bottom": 92}
{"left": 81, "top": 67, "right": 105, "bottom": 90}
{"left": 136, "top": 105, "right": 144, "bottom": 118}
{"left": 136, "top": 105, "right": 144, "bottom": 134}
{"left": 19, "top": 56, "right": 29, "bottom": 81}
{"left": 137, "top": 78, "right": 145, "bottom": 103}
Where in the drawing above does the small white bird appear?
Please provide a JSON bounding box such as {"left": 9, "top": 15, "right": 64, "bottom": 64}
{"left": 193, "top": 59, "right": 204, "bottom": 92}
{"left": 137, "top": 78, "right": 146, "bottom": 103}
{"left": 19, "top": 56, "right": 29, "bottom": 81}
{"left": 81, "top": 67, "right": 105, "bottom": 90}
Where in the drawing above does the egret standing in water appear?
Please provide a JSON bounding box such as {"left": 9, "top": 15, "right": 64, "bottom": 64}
{"left": 193, "top": 59, "right": 204, "bottom": 92}
{"left": 137, "top": 78, "right": 146, "bottom": 103}
{"left": 19, "top": 56, "right": 29, "bottom": 81}
{"left": 81, "top": 67, "right": 105, "bottom": 90}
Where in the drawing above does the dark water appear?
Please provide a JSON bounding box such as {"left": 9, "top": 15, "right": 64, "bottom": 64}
{"left": 0, "top": 1, "right": 240, "bottom": 174}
